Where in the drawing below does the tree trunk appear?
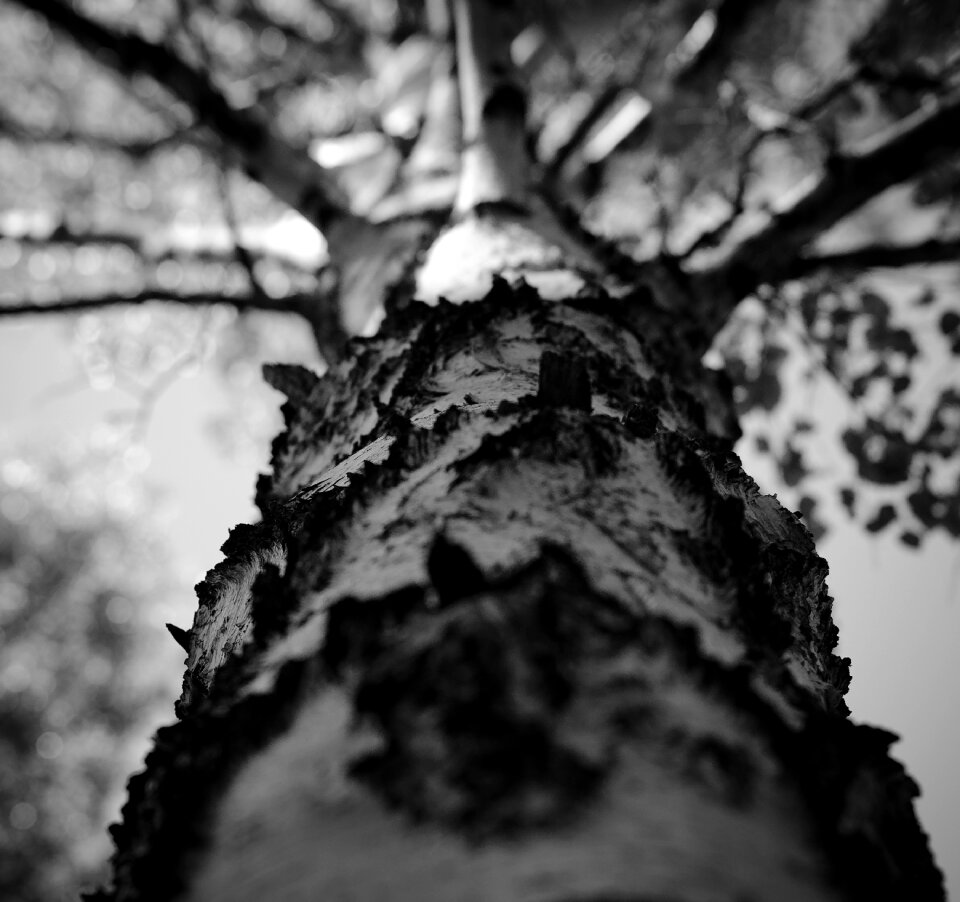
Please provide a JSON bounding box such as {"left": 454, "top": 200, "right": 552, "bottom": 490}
{"left": 95, "top": 241, "right": 942, "bottom": 901}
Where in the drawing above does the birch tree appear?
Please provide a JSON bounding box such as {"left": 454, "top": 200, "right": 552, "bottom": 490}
{"left": 2, "top": 0, "right": 958, "bottom": 899}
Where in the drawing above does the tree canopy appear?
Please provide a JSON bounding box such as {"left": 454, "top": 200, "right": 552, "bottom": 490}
{"left": 2, "top": 0, "right": 959, "bottom": 542}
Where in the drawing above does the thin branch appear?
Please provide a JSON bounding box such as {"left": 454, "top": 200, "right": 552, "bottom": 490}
{"left": 11, "top": 0, "right": 355, "bottom": 231}
{"left": 370, "top": 38, "right": 461, "bottom": 221}
{"left": 0, "top": 109, "right": 201, "bottom": 157}
{"left": 681, "top": 124, "right": 767, "bottom": 257}
{"left": 0, "top": 289, "right": 315, "bottom": 318}
{"left": 404, "top": 44, "right": 460, "bottom": 184}
{"left": 540, "top": 13, "right": 659, "bottom": 178}
{"left": 127, "top": 330, "right": 218, "bottom": 442}
{"left": 0, "top": 223, "right": 315, "bottom": 273}
{"left": 327, "top": 21, "right": 456, "bottom": 337}
{"left": 541, "top": 2, "right": 750, "bottom": 180}
{"left": 783, "top": 237, "right": 960, "bottom": 278}
{"left": 693, "top": 87, "right": 960, "bottom": 334}
{"left": 544, "top": 83, "right": 622, "bottom": 179}
{"left": 681, "top": 66, "right": 869, "bottom": 258}
{"left": 670, "top": 0, "right": 767, "bottom": 87}
{"left": 219, "top": 170, "right": 272, "bottom": 295}
{"left": 175, "top": 0, "right": 272, "bottom": 303}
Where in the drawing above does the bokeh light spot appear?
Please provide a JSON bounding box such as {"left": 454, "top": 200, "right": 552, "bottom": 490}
{"left": 36, "top": 731, "right": 64, "bottom": 760}
{"left": 106, "top": 594, "right": 132, "bottom": 625}
{"left": 10, "top": 802, "right": 37, "bottom": 830}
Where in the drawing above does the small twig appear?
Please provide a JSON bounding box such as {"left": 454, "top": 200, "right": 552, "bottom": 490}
{"left": 0, "top": 109, "right": 201, "bottom": 157}
{"left": 175, "top": 0, "right": 272, "bottom": 304}
{"left": 682, "top": 67, "right": 869, "bottom": 259}
{"left": 127, "top": 342, "right": 207, "bottom": 442}
{"left": 2, "top": 224, "right": 315, "bottom": 273}
{"left": 681, "top": 125, "right": 771, "bottom": 257}
{"left": 784, "top": 237, "right": 960, "bottom": 278}
{"left": 218, "top": 169, "right": 271, "bottom": 299}
{"left": 691, "top": 85, "right": 960, "bottom": 347}
{"left": 542, "top": 19, "right": 658, "bottom": 178}
{"left": 545, "top": 85, "right": 621, "bottom": 179}
{"left": 0, "top": 289, "right": 315, "bottom": 318}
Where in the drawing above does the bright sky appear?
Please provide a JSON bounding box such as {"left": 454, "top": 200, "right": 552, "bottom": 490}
{"left": 742, "top": 437, "right": 960, "bottom": 895}
{"left": 0, "top": 314, "right": 956, "bottom": 895}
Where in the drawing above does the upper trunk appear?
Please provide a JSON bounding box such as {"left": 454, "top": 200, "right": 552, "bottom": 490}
{"left": 93, "top": 256, "right": 942, "bottom": 901}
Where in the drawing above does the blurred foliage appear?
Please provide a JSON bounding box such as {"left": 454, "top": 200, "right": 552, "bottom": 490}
{"left": 0, "top": 5, "right": 957, "bottom": 533}
{"left": 714, "top": 257, "right": 960, "bottom": 546}
{"left": 0, "top": 446, "right": 176, "bottom": 901}
{"left": 62, "top": 302, "right": 315, "bottom": 457}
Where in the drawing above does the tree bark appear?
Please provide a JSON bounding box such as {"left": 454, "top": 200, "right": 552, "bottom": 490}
{"left": 93, "top": 249, "right": 942, "bottom": 900}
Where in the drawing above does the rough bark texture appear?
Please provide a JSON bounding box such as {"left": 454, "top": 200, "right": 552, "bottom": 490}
{"left": 90, "top": 264, "right": 942, "bottom": 901}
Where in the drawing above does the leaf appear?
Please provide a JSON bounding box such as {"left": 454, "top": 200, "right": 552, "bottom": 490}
{"left": 865, "top": 503, "right": 897, "bottom": 533}
{"left": 779, "top": 442, "right": 808, "bottom": 487}
{"left": 839, "top": 486, "right": 857, "bottom": 515}
{"left": 860, "top": 289, "right": 889, "bottom": 319}
{"left": 751, "top": 369, "right": 782, "bottom": 410}
{"left": 906, "top": 484, "right": 960, "bottom": 534}
{"left": 891, "top": 374, "right": 911, "bottom": 395}
{"left": 842, "top": 422, "right": 914, "bottom": 485}
{"left": 886, "top": 327, "right": 919, "bottom": 359}
{"left": 939, "top": 310, "right": 960, "bottom": 336}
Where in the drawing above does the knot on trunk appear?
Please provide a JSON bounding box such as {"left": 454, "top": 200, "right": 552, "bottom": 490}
{"left": 537, "top": 349, "right": 592, "bottom": 411}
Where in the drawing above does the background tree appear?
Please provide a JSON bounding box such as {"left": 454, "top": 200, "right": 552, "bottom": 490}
{"left": 1, "top": 0, "right": 959, "bottom": 899}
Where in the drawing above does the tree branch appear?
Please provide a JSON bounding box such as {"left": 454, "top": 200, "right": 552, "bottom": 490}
{"left": 11, "top": 0, "right": 355, "bottom": 231}
{"left": 783, "top": 236, "right": 960, "bottom": 278}
{"left": 670, "top": 0, "right": 765, "bottom": 86}
{"left": 453, "top": 0, "right": 530, "bottom": 213}
{"left": 0, "top": 109, "right": 201, "bottom": 157}
{"left": 0, "top": 289, "right": 313, "bottom": 318}
{"left": 540, "top": 2, "right": 748, "bottom": 179}
{"left": 692, "top": 87, "right": 960, "bottom": 332}
{"left": 0, "top": 223, "right": 315, "bottom": 273}
{"left": 544, "top": 83, "right": 622, "bottom": 179}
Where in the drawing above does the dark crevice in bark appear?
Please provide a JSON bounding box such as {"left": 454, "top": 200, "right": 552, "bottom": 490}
{"left": 426, "top": 533, "right": 490, "bottom": 603}
{"left": 537, "top": 349, "right": 594, "bottom": 411}
{"left": 343, "top": 546, "right": 612, "bottom": 833}
{"left": 248, "top": 562, "right": 295, "bottom": 647}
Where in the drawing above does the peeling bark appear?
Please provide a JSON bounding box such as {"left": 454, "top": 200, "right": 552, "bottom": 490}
{"left": 92, "top": 270, "right": 942, "bottom": 901}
